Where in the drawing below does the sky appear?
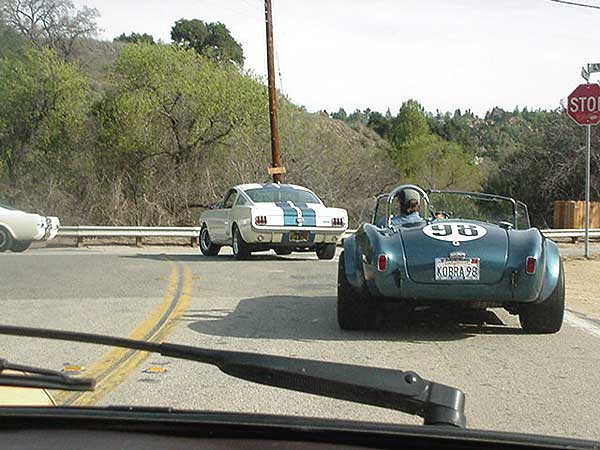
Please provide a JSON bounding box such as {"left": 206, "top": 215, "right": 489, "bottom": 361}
{"left": 72, "top": 0, "right": 600, "bottom": 117}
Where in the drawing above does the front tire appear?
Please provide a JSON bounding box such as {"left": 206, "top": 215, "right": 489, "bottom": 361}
{"left": 337, "top": 251, "right": 377, "bottom": 330}
{"left": 316, "top": 243, "right": 336, "bottom": 260}
{"left": 519, "top": 262, "right": 565, "bottom": 334}
{"left": 232, "top": 224, "right": 251, "bottom": 260}
{"left": 11, "top": 240, "right": 32, "bottom": 253}
{"left": 0, "top": 227, "right": 13, "bottom": 253}
{"left": 199, "top": 226, "right": 221, "bottom": 256}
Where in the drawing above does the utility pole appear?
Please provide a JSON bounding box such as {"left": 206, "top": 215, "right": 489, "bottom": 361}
{"left": 264, "top": 0, "right": 285, "bottom": 183}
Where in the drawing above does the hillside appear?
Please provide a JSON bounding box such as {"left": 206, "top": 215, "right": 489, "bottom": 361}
{"left": 0, "top": 36, "right": 398, "bottom": 226}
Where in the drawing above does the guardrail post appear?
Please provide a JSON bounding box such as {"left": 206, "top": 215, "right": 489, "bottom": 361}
{"left": 76, "top": 236, "right": 83, "bottom": 247}
{"left": 191, "top": 236, "right": 198, "bottom": 248}
{"left": 136, "top": 236, "right": 143, "bottom": 248}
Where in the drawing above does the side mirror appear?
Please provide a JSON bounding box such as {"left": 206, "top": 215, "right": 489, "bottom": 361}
{"left": 498, "top": 221, "right": 514, "bottom": 230}
{"left": 433, "top": 211, "right": 453, "bottom": 220}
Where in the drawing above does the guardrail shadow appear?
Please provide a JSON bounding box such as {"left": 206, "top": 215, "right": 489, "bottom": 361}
{"left": 119, "top": 253, "right": 319, "bottom": 263}
{"left": 184, "top": 295, "right": 525, "bottom": 343}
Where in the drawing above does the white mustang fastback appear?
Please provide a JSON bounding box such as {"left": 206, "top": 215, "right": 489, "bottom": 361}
{"left": 199, "top": 183, "right": 348, "bottom": 259}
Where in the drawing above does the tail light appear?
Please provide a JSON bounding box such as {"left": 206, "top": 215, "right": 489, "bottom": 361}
{"left": 377, "top": 254, "right": 388, "bottom": 272}
{"left": 332, "top": 217, "right": 345, "bottom": 227}
{"left": 254, "top": 216, "right": 267, "bottom": 226}
{"left": 526, "top": 256, "right": 536, "bottom": 275}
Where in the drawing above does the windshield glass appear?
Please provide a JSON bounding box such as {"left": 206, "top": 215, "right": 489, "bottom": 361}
{"left": 245, "top": 187, "right": 321, "bottom": 204}
{"left": 429, "top": 192, "right": 517, "bottom": 227}
{"left": 1, "top": 0, "right": 598, "bottom": 445}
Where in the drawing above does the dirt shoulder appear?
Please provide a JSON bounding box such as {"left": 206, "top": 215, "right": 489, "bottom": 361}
{"left": 564, "top": 257, "right": 600, "bottom": 322}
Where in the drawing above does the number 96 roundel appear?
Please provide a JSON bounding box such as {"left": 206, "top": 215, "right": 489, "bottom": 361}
{"left": 422, "top": 222, "right": 487, "bottom": 242}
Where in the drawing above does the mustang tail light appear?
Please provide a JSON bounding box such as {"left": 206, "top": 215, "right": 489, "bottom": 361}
{"left": 332, "top": 218, "right": 345, "bottom": 227}
{"left": 254, "top": 216, "right": 267, "bottom": 226}
{"left": 526, "top": 256, "right": 536, "bottom": 275}
{"left": 377, "top": 254, "right": 388, "bottom": 272}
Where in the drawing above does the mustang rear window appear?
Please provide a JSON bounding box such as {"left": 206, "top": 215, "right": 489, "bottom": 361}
{"left": 245, "top": 187, "right": 320, "bottom": 204}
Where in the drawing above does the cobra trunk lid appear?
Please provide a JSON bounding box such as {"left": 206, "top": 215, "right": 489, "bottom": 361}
{"left": 400, "top": 221, "right": 509, "bottom": 284}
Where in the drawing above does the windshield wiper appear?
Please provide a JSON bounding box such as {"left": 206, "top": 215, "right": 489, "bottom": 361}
{"left": 0, "top": 358, "right": 95, "bottom": 391}
{"left": 0, "top": 325, "right": 466, "bottom": 427}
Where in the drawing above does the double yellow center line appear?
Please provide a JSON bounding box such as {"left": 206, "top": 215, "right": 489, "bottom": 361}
{"left": 54, "top": 261, "right": 192, "bottom": 406}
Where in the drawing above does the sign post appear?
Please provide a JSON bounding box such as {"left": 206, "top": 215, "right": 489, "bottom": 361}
{"left": 567, "top": 83, "right": 600, "bottom": 258}
{"left": 586, "top": 124, "right": 591, "bottom": 258}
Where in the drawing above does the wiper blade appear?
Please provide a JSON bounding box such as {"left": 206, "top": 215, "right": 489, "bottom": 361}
{"left": 0, "top": 325, "right": 466, "bottom": 427}
{"left": 0, "top": 358, "right": 95, "bottom": 391}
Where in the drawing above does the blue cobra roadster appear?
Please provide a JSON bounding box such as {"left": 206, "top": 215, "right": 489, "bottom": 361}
{"left": 338, "top": 185, "right": 565, "bottom": 334}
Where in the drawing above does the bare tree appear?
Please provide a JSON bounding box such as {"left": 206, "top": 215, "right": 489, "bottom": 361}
{"left": 0, "top": 0, "right": 99, "bottom": 58}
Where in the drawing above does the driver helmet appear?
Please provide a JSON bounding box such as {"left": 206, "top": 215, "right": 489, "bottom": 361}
{"left": 399, "top": 189, "right": 421, "bottom": 213}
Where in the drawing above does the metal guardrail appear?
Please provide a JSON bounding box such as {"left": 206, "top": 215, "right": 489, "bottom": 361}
{"left": 59, "top": 226, "right": 201, "bottom": 237}
{"left": 56, "top": 226, "right": 600, "bottom": 248}
{"left": 540, "top": 228, "right": 600, "bottom": 238}
{"left": 58, "top": 226, "right": 201, "bottom": 247}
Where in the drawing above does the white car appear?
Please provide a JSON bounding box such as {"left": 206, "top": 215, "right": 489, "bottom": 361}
{"left": 0, "top": 204, "right": 60, "bottom": 253}
{"left": 199, "top": 183, "right": 348, "bottom": 259}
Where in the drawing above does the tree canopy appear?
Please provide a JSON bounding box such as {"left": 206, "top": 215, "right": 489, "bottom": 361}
{"left": 171, "top": 18, "right": 244, "bottom": 66}
{"left": 114, "top": 32, "right": 155, "bottom": 44}
{"left": 0, "top": 0, "right": 99, "bottom": 58}
{"left": 0, "top": 46, "right": 89, "bottom": 195}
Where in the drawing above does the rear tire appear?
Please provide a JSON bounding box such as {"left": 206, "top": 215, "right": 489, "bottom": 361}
{"left": 199, "top": 226, "right": 221, "bottom": 256}
{"left": 519, "top": 262, "right": 565, "bottom": 334}
{"left": 275, "top": 248, "right": 293, "bottom": 256}
{"left": 316, "top": 243, "right": 336, "bottom": 260}
{"left": 232, "top": 224, "right": 251, "bottom": 260}
{"left": 337, "top": 251, "right": 377, "bottom": 330}
{"left": 11, "top": 240, "right": 32, "bottom": 253}
{"left": 0, "top": 227, "right": 13, "bottom": 253}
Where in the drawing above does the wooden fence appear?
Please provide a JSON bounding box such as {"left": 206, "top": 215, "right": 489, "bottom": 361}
{"left": 553, "top": 201, "right": 600, "bottom": 229}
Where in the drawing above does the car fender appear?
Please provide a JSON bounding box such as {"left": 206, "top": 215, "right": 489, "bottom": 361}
{"left": 343, "top": 224, "right": 396, "bottom": 293}
{"left": 539, "top": 238, "right": 562, "bottom": 302}
{"left": 506, "top": 228, "right": 561, "bottom": 303}
{"left": 231, "top": 206, "right": 253, "bottom": 242}
{"left": 342, "top": 234, "right": 361, "bottom": 288}
{"left": 0, "top": 211, "right": 46, "bottom": 241}
{"left": 0, "top": 220, "right": 17, "bottom": 239}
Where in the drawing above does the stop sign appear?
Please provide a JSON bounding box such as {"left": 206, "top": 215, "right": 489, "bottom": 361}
{"left": 568, "top": 83, "right": 600, "bottom": 126}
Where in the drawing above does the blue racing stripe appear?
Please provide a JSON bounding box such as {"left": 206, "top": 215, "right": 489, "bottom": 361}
{"left": 294, "top": 202, "right": 317, "bottom": 227}
{"left": 276, "top": 201, "right": 298, "bottom": 226}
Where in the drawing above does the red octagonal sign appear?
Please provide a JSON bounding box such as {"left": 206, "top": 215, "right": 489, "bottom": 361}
{"left": 568, "top": 83, "right": 600, "bottom": 126}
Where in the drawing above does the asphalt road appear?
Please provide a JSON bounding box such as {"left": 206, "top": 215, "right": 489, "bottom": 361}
{"left": 1, "top": 246, "right": 600, "bottom": 441}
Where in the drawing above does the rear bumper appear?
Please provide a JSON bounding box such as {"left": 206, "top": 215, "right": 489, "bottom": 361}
{"left": 242, "top": 225, "right": 345, "bottom": 246}
{"left": 369, "top": 269, "right": 540, "bottom": 305}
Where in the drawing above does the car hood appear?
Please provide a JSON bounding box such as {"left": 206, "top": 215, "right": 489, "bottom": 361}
{"left": 399, "top": 220, "right": 509, "bottom": 284}
{"left": 0, "top": 371, "right": 55, "bottom": 406}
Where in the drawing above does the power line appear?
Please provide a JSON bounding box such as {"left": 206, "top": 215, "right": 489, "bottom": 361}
{"left": 200, "top": 0, "right": 259, "bottom": 20}
{"left": 275, "top": 47, "right": 285, "bottom": 96}
{"left": 548, "top": 0, "right": 600, "bottom": 10}
{"left": 238, "top": 0, "right": 258, "bottom": 12}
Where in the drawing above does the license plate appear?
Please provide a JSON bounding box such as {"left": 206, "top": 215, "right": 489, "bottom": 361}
{"left": 289, "top": 231, "right": 309, "bottom": 242}
{"left": 435, "top": 258, "right": 480, "bottom": 281}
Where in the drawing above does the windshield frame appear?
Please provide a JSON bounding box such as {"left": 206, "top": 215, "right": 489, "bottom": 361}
{"left": 242, "top": 186, "right": 322, "bottom": 205}
{"left": 427, "top": 190, "right": 521, "bottom": 228}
